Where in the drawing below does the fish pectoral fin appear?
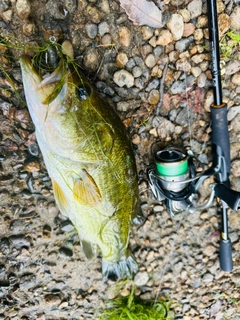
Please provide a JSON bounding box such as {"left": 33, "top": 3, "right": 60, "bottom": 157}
{"left": 52, "top": 179, "right": 68, "bottom": 215}
{"left": 73, "top": 169, "right": 102, "bottom": 206}
{"left": 80, "top": 240, "right": 96, "bottom": 259}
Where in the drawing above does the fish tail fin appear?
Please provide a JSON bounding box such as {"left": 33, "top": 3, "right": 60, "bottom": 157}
{"left": 102, "top": 255, "right": 138, "bottom": 282}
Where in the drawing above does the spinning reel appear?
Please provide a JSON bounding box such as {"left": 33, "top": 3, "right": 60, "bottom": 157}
{"left": 148, "top": 145, "right": 213, "bottom": 217}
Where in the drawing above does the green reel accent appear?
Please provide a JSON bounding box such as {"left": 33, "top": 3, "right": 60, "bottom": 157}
{"left": 155, "top": 150, "right": 189, "bottom": 176}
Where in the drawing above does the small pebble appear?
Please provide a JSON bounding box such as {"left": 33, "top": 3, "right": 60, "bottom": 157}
{"left": 116, "top": 53, "right": 128, "bottom": 68}
{"left": 230, "top": 6, "right": 240, "bottom": 31}
{"left": 85, "top": 22, "right": 98, "bottom": 39}
{"left": 148, "top": 89, "right": 160, "bottom": 104}
{"left": 141, "top": 26, "right": 153, "bottom": 41}
{"left": 113, "top": 70, "right": 134, "bottom": 88}
{"left": 167, "top": 14, "right": 184, "bottom": 41}
{"left": 156, "top": 30, "right": 173, "bottom": 46}
{"left": 23, "top": 160, "right": 41, "bottom": 173}
{"left": 188, "top": 0, "right": 202, "bottom": 19}
{"left": 134, "top": 271, "right": 149, "bottom": 286}
{"left": 16, "top": 0, "right": 31, "bottom": 19}
{"left": 118, "top": 26, "right": 131, "bottom": 47}
{"left": 132, "top": 66, "right": 142, "bottom": 78}
{"left": 232, "top": 74, "right": 240, "bottom": 86}
{"left": 98, "top": 21, "right": 109, "bottom": 36}
{"left": 145, "top": 54, "right": 156, "bottom": 68}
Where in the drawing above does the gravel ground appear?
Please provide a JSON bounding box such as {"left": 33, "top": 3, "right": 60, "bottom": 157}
{"left": 0, "top": 0, "right": 240, "bottom": 319}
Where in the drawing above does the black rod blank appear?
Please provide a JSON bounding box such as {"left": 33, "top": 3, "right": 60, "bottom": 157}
{"left": 207, "top": 0, "right": 233, "bottom": 271}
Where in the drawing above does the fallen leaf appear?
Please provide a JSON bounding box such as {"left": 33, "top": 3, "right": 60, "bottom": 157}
{"left": 120, "top": 0, "right": 163, "bottom": 28}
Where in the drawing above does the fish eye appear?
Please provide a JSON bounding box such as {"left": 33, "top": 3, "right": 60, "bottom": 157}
{"left": 77, "top": 83, "right": 92, "bottom": 101}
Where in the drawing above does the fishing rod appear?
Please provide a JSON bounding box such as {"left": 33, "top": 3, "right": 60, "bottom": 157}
{"left": 148, "top": 0, "right": 240, "bottom": 271}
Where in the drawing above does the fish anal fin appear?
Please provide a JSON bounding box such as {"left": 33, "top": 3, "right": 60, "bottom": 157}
{"left": 81, "top": 240, "right": 95, "bottom": 259}
{"left": 73, "top": 169, "right": 102, "bottom": 206}
{"left": 52, "top": 179, "right": 68, "bottom": 214}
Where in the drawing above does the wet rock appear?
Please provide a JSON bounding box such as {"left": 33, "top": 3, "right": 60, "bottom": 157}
{"left": 134, "top": 271, "right": 149, "bottom": 286}
{"left": 85, "top": 22, "right": 98, "bottom": 39}
{"left": 230, "top": 6, "right": 240, "bottom": 31}
{"left": 113, "top": 70, "right": 134, "bottom": 88}
{"left": 16, "top": 0, "right": 31, "bottom": 19}
{"left": 188, "top": 0, "right": 202, "bottom": 19}
{"left": 167, "top": 14, "right": 184, "bottom": 41}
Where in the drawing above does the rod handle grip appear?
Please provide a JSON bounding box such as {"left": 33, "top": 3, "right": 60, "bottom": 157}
{"left": 220, "top": 239, "right": 233, "bottom": 272}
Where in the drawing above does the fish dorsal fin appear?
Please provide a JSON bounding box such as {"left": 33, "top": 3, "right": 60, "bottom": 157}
{"left": 80, "top": 239, "right": 95, "bottom": 259}
{"left": 74, "top": 169, "right": 102, "bottom": 206}
{"left": 52, "top": 179, "right": 68, "bottom": 215}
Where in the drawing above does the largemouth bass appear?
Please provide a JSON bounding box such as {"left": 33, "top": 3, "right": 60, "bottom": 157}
{"left": 20, "top": 48, "right": 139, "bottom": 280}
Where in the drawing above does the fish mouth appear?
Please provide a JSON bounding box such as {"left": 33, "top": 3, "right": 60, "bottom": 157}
{"left": 20, "top": 55, "right": 65, "bottom": 104}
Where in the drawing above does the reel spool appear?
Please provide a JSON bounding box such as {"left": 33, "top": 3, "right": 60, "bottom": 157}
{"left": 148, "top": 145, "right": 206, "bottom": 216}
